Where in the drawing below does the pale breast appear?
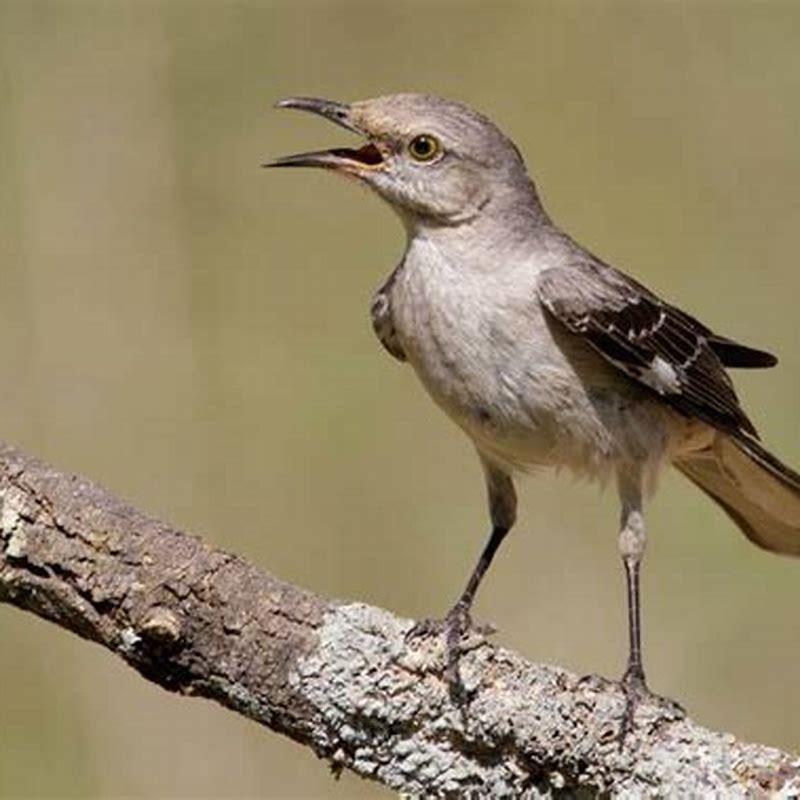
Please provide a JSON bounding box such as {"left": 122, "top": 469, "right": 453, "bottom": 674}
{"left": 390, "top": 249, "right": 681, "bottom": 483}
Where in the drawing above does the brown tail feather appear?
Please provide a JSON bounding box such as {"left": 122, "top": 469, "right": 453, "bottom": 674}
{"left": 675, "top": 434, "right": 800, "bottom": 556}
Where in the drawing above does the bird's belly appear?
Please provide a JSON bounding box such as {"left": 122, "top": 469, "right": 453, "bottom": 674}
{"left": 398, "top": 303, "right": 633, "bottom": 478}
{"left": 419, "top": 351, "right": 677, "bottom": 483}
{"left": 392, "top": 256, "right": 686, "bottom": 483}
{"left": 443, "top": 364, "right": 625, "bottom": 479}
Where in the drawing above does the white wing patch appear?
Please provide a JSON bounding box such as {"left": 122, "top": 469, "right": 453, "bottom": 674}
{"left": 640, "top": 355, "right": 681, "bottom": 395}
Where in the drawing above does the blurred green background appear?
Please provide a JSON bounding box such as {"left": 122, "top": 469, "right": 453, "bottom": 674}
{"left": 0, "top": 0, "right": 798, "bottom": 797}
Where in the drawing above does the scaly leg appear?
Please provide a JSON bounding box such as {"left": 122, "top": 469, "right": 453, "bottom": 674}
{"left": 616, "top": 468, "right": 683, "bottom": 741}
{"left": 409, "top": 458, "right": 517, "bottom": 700}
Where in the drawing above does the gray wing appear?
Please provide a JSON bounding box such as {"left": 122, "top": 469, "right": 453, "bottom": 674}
{"left": 538, "top": 261, "right": 770, "bottom": 438}
{"left": 370, "top": 265, "right": 406, "bottom": 362}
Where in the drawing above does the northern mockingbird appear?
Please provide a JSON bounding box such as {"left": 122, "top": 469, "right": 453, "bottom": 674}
{"left": 268, "top": 94, "right": 800, "bottom": 730}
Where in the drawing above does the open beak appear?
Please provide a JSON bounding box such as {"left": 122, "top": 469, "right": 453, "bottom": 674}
{"left": 264, "top": 97, "right": 384, "bottom": 171}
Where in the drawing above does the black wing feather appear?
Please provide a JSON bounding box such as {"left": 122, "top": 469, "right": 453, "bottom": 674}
{"left": 708, "top": 335, "right": 778, "bottom": 369}
{"left": 539, "top": 263, "right": 761, "bottom": 438}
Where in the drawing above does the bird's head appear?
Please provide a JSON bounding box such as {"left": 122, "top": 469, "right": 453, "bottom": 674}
{"left": 267, "top": 93, "right": 540, "bottom": 231}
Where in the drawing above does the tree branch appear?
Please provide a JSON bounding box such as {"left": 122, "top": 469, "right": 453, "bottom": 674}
{"left": 0, "top": 442, "right": 796, "bottom": 797}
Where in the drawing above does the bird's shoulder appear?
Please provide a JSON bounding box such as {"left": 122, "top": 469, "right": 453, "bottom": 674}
{"left": 536, "top": 255, "right": 764, "bottom": 438}
{"left": 370, "top": 263, "right": 407, "bottom": 362}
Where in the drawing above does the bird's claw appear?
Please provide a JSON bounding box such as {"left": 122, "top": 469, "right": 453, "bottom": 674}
{"left": 406, "top": 607, "right": 495, "bottom": 646}
{"left": 617, "top": 666, "right": 685, "bottom": 747}
{"left": 406, "top": 604, "right": 495, "bottom": 703}
{"left": 576, "top": 672, "right": 615, "bottom": 693}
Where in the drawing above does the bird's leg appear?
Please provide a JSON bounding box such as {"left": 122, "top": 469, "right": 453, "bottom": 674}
{"left": 442, "top": 523, "right": 508, "bottom": 684}
{"left": 408, "top": 461, "right": 516, "bottom": 701}
{"left": 616, "top": 470, "right": 683, "bottom": 742}
{"left": 616, "top": 472, "right": 651, "bottom": 738}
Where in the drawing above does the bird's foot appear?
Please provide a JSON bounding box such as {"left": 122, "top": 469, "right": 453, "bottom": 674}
{"left": 617, "top": 665, "right": 685, "bottom": 747}
{"left": 406, "top": 603, "right": 495, "bottom": 703}
{"left": 575, "top": 672, "right": 616, "bottom": 693}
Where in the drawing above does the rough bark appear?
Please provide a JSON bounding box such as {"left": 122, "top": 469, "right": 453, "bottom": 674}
{"left": 0, "top": 442, "right": 797, "bottom": 798}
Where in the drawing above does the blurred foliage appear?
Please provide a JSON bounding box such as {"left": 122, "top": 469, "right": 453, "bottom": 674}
{"left": 0, "top": 0, "right": 798, "bottom": 796}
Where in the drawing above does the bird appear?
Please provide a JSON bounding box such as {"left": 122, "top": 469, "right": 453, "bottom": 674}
{"left": 266, "top": 93, "right": 800, "bottom": 732}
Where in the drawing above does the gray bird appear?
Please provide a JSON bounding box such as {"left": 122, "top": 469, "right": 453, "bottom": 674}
{"left": 267, "top": 93, "right": 800, "bottom": 729}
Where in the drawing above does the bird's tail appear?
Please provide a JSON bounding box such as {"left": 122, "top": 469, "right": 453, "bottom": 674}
{"left": 675, "top": 433, "right": 800, "bottom": 556}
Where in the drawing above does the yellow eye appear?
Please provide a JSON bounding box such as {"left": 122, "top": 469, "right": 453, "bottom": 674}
{"left": 408, "top": 134, "right": 440, "bottom": 162}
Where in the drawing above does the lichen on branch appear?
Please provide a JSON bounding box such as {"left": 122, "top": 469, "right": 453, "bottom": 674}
{"left": 0, "top": 443, "right": 797, "bottom": 797}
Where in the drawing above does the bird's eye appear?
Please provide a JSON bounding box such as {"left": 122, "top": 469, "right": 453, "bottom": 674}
{"left": 408, "top": 134, "right": 441, "bottom": 162}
